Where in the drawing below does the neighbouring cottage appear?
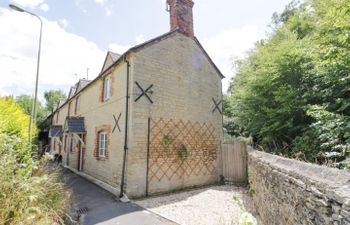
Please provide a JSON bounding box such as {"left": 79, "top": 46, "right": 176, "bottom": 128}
{"left": 49, "top": 0, "right": 224, "bottom": 198}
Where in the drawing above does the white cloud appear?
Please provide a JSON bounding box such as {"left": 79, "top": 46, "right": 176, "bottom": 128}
{"left": 58, "top": 18, "right": 70, "bottom": 28}
{"left": 105, "top": 8, "right": 112, "bottom": 16}
{"left": 202, "top": 25, "right": 263, "bottom": 92}
{"left": 95, "top": 0, "right": 106, "bottom": 6}
{"left": 74, "top": 0, "right": 88, "bottom": 13}
{"left": 108, "top": 43, "right": 131, "bottom": 55}
{"left": 0, "top": 8, "right": 106, "bottom": 98}
{"left": 135, "top": 34, "right": 145, "bottom": 44}
{"left": 39, "top": 3, "right": 49, "bottom": 12}
{"left": 109, "top": 34, "right": 147, "bottom": 54}
{"left": 11, "top": 0, "right": 44, "bottom": 9}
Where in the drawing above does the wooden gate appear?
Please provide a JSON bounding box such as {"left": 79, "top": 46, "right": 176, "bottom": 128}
{"left": 222, "top": 141, "right": 248, "bottom": 184}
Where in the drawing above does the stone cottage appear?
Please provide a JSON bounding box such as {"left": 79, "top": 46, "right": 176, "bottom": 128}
{"left": 49, "top": 0, "right": 224, "bottom": 198}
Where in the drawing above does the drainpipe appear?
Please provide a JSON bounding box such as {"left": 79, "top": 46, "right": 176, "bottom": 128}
{"left": 120, "top": 54, "right": 130, "bottom": 198}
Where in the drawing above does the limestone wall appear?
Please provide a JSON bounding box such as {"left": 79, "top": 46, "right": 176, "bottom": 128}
{"left": 248, "top": 148, "right": 350, "bottom": 225}
{"left": 126, "top": 32, "right": 223, "bottom": 197}
{"left": 50, "top": 32, "right": 223, "bottom": 198}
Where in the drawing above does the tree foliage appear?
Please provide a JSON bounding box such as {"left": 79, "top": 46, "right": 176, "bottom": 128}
{"left": 225, "top": 0, "right": 350, "bottom": 168}
{"left": 0, "top": 97, "right": 33, "bottom": 144}
{"left": 15, "top": 95, "right": 48, "bottom": 129}
{"left": 15, "top": 90, "right": 66, "bottom": 130}
{"left": 44, "top": 90, "right": 66, "bottom": 113}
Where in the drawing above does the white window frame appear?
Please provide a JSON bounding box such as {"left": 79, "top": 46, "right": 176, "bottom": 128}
{"left": 104, "top": 77, "right": 111, "bottom": 101}
{"left": 98, "top": 131, "right": 107, "bottom": 158}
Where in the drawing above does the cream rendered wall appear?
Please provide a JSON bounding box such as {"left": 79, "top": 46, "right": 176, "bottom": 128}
{"left": 51, "top": 103, "right": 68, "bottom": 163}
{"left": 50, "top": 61, "right": 128, "bottom": 190}
{"left": 73, "top": 63, "right": 127, "bottom": 189}
{"left": 126, "top": 33, "right": 223, "bottom": 197}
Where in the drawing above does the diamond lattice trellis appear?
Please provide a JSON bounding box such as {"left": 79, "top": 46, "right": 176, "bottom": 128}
{"left": 148, "top": 118, "right": 218, "bottom": 184}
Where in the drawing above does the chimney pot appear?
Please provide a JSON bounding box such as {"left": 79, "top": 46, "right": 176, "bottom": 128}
{"left": 167, "top": 0, "right": 194, "bottom": 38}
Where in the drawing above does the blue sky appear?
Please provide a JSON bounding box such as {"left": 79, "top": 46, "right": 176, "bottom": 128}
{"left": 0, "top": 0, "right": 291, "bottom": 99}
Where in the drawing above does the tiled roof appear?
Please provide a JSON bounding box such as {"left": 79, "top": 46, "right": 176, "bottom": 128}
{"left": 65, "top": 117, "right": 86, "bottom": 133}
{"left": 48, "top": 30, "right": 224, "bottom": 117}
{"left": 49, "top": 125, "right": 63, "bottom": 138}
{"left": 55, "top": 99, "right": 66, "bottom": 111}
{"left": 109, "top": 51, "right": 121, "bottom": 62}
{"left": 68, "top": 86, "right": 77, "bottom": 99}
{"left": 76, "top": 79, "right": 91, "bottom": 93}
{"left": 101, "top": 51, "right": 122, "bottom": 73}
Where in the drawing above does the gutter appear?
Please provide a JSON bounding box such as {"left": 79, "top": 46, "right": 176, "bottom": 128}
{"left": 120, "top": 55, "right": 130, "bottom": 198}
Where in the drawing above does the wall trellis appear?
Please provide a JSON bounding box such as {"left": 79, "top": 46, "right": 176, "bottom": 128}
{"left": 148, "top": 118, "right": 218, "bottom": 184}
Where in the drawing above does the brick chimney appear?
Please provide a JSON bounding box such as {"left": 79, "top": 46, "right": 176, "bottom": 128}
{"left": 167, "top": 0, "right": 194, "bottom": 38}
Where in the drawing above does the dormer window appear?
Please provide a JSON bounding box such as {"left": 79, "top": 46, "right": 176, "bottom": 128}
{"left": 104, "top": 77, "right": 111, "bottom": 101}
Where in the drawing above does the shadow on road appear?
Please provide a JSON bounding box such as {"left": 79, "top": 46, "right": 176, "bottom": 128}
{"left": 62, "top": 169, "right": 177, "bottom": 225}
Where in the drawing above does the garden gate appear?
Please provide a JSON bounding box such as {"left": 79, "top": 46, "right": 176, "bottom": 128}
{"left": 221, "top": 141, "right": 248, "bottom": 184}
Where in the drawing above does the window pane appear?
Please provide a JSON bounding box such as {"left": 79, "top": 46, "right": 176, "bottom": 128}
{"left": 104, "top": 78, "right": 111, "bottom": 100}
{"left": 99, "top": 133, "right": 103, "bottom": 149}
{"left": 104, "top": 80, "right": 107, "bottom": 100}
{"left": 99, "top": 132, "right": 106, "bottom": 157}
{"left": 107, "top": 78, "right": 110, "bottom": 97}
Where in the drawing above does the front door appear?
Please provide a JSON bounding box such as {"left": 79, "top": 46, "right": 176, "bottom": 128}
{"left": 77, "top": 134, "right": 85, "bottom": 171}
{"left": 66, "top": 135, "right": 71, "bottom": 166}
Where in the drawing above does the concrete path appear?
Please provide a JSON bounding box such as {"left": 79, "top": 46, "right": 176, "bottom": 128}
{"left": 63, "top": 169, "right": 177, "bottom": 225}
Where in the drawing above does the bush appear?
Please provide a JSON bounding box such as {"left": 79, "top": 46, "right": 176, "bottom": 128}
{"left": 0, "top": 97, "right": 34, "bottom": 144}
{"left": 0, "top": 97, "right": 70, "bottom": 224}
{"left": 292, "top": 106, "right": 350, "bottom": 169}
{"left": 0, "top": 135, "right": 70, "bottom": 225}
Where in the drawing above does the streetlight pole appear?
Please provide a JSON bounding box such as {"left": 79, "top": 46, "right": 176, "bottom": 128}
{"left": 9, "top": 4, "right": 43, "bottom": 145}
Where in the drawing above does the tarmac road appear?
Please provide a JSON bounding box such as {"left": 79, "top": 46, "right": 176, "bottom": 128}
{"left": 63, "top": 169, "right": 177, "bottom": 225}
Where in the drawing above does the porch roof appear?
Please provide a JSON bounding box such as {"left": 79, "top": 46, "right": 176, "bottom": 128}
{"left": 49, "top": 125, "right": 63, "bottom": 138}
{"left": 65, "top": 117, "right": 86, "bottom": 134}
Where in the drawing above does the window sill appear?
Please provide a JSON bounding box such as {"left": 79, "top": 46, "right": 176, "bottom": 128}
{"left": 98, "top": 157, "right": 106, "bottom": 161}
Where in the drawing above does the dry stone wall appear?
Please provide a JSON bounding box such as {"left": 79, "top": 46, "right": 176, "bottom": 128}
{"left": 248, "top": 147, "right": 350, "bottom": 225}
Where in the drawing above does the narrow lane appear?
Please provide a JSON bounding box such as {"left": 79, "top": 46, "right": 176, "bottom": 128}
{"left": 62, "top": 169, "right": 177, "bottom": 225}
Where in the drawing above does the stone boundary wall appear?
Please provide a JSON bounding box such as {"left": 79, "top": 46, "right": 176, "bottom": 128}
{"left": 247, "top": 146, "right": 350, "bottom": 225}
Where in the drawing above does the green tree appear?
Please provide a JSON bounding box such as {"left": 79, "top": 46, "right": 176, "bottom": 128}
{"left": 0, "top": 97, "right": 33, "bottom": 144}
{"left": 229, "top": 29, "right": 314, "bottom": 151}
{"left": 15, "top": 94, "right": 48, "bottom": 128}
{"left": 226, "top": 0, "right": 350, "bottom": 168}
{"left": 15, "top": 94, "right": 33, "bottom": 115}
{"left": 44, "top": 90, "right": 66, "bottom": 113}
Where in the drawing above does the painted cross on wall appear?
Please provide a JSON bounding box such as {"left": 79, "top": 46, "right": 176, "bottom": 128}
{"left": 212, "top": 98, "right": 222, "bottom": 114}
{"left": 135, "top": 81, "right": 154, "bottom": 104}
{"left": 112, "top": 113, "right": 122, "bottom": 133}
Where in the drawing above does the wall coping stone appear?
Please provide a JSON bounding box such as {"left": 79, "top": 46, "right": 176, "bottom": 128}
{"left": 247, "top": 146, "right": 350, "bottom": 205}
